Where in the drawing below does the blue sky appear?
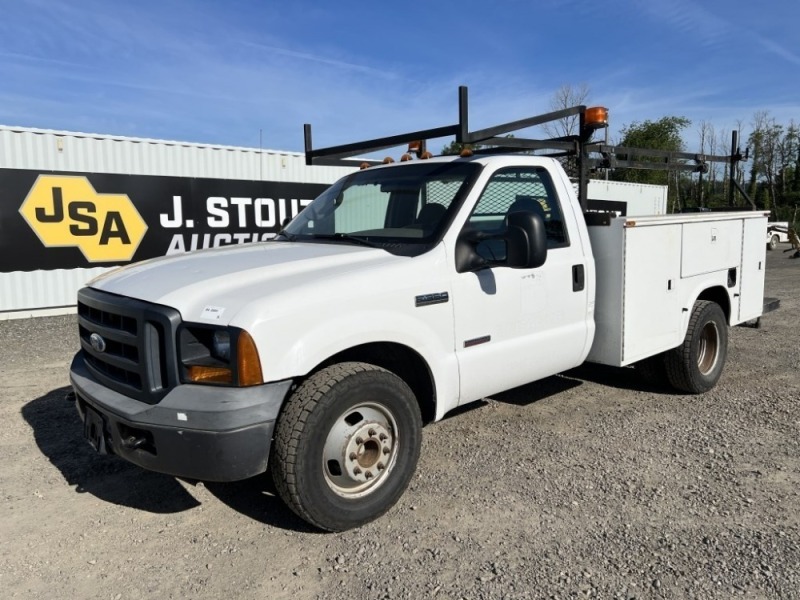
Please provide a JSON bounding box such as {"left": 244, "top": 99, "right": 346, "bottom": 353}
{"left": 1, "top": 0, "right": 798, "bottom": 154}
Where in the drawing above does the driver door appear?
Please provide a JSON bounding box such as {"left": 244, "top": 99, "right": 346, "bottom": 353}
{"left": 451, "top": 166, "right": 591, "bottom": 404}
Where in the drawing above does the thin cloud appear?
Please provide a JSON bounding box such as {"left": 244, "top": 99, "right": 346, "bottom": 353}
{"left": 632, "top": 0, "right": 731, "bottom": 46}
{"left": 239, "top": 41, "right": 398, "bottom": 79}
{"left": 0, "top": 51, "right": 87, "bottom": 69}
{"left": 753, "top": 35, "right": 800, "bottom": 66}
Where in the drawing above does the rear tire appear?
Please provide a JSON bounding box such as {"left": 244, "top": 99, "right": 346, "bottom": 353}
{"left": 665, "top": 301, "right": 728, "bottom": 394}
{"left": 271, "top": 362, "right": 422, "bottom": 531}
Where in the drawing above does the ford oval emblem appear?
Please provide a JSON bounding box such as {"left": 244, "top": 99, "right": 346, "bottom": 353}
{"left": 89, "top": 333, "right": 107, "bottom": 353}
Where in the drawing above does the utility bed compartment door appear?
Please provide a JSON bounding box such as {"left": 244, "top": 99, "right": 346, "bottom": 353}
{"left": 739, "top": 217, "right": 767, "bottom": 322}
{"left": 622, "top": 224, "right": 682, "bottom": 362}
{"left": 681, "top": 220, "right": 742, "bottom": 277}
{"left": 587, "top": 219, "right": 682, "bottom": 366}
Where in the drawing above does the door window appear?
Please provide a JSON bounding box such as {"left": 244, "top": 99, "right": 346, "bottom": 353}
{"left": 467, "top": 167, "right": 569, "bottom": 251}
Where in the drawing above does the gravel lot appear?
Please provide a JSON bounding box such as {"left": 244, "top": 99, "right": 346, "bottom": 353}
{"left": 1, "top": 248, "right": 798, "bottom": 599}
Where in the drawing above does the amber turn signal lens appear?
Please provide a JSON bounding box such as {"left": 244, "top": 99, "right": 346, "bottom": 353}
{"left": 187, "top": 365, "right": 233, "bottom": 384}
{"left": 237, "top": 331, "right": 263, "bottom": 386}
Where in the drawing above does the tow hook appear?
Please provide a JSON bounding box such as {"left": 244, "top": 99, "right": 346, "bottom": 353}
{"left": 121, "top": 436, "right": 148, "bottom": 450}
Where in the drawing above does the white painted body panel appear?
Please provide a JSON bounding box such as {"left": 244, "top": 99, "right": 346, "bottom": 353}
{"left": 443, "top": 157, "right": 595, "bottom": 404}
{"left": 91, "top": 241, "right": 461, "bottom": 419}
{"left": 87, "top": 152, "right": 770, "bottom": 420}
{"left": 583, "top": 180, "right": 668, "bottom": 216}
{"left": 587, "top": 211, "right": 768, "bottom": 366}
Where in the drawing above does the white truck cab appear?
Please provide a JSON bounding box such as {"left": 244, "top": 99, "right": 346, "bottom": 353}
{"left": 69, "top": 88, "right": 776, "bottom": 531}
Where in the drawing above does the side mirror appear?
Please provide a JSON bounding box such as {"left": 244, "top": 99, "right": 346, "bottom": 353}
{"left": 455, "top": 210, "right": 547, "bottom": 273}
{"left": 505, "top": 211, "right": 547, "bottom": 269}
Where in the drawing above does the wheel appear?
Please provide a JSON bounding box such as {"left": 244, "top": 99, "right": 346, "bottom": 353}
{"left": 665, "top": 300, "right": 728, "bottom": 394}
{"left": 271, "top": 362, "right": 422, "bottom": 531}
{"left": 768, "top": 234, "right": 779, "bottom": 250}
{"left": 634, "top": 352, "right": 671, "bottom": 389}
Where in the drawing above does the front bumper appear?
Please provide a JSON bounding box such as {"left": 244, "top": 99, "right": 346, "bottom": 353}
{"left": 70, "top": 354, "right": 293, "bottom": 482}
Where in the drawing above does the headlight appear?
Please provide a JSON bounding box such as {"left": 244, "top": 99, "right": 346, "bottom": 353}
{"left": 212, "top": 330, "right": 231, "bottom": 361}
{"left": 178, "top": 325, "right": 263, "bottom": 386}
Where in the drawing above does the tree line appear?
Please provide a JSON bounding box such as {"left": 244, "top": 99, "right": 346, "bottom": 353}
{"left": 609, "top": 113, "right": 799, "bottom": 223}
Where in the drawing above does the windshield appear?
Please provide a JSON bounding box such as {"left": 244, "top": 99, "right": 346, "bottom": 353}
{"left": 281, "top": 161, "right": 481, "bottom": 254}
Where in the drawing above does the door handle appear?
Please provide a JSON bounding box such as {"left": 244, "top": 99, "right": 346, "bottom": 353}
{"left": 572, "top": 264, "right": 585, "bottom": 292}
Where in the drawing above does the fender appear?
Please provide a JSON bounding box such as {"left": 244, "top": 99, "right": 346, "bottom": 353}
{"left": 678, "top": 275, "right": 735, "bottom": 340}
{"left": 248, "top": 305, "right": 461, "bottom": 421}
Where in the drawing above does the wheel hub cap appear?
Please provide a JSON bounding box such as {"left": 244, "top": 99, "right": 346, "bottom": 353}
{"left": 323, "top": 403, "right": 397, "bottom": 498}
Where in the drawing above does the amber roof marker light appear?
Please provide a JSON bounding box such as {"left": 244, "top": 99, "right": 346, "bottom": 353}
{"left": 584, "top": 106, "right": 609, "bottom": 130}
{"left": 407, "top": 140, "right": 427, "bottom": 158}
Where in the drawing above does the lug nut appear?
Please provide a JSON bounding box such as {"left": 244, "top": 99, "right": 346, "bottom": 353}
{"left": 377, "top": 463, "right": 385, "bottom": 471}
{"left": 353, "top": 467, "right": 361, "bottom": 475}
{"left": 383, "top": 447, "right": 390, "bottom": 455}
{"left": 349, "top": 452, "right": 357, "bottom": 460}
{"left": 365, "top": 471, "right": 373, "bottom": 479}
{"left": 368, "top": 429, "right": 376, "bottom": 437}
{"left": 355, "top": 437, "right": 363, "bottom": 445}
{"left": 379, "top": 433, "right": 388, "bottom": 441}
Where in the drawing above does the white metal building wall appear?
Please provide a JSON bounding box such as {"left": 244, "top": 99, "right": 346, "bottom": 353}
{"left": 0, "top": 126, "right": 346, "bottom": 182}
{"left": 0, "top": 126, "right": 355, "bottom": 319}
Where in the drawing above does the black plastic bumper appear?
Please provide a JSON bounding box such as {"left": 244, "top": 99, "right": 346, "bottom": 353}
{"left": 70, "top": 354, "right": 293, "bottom": 482}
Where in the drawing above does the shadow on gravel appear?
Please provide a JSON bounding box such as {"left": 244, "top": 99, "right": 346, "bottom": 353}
{"left": 490, "top": 373, "right": 584, "bottom": 405}
{"left": 564, "top": 362, "right": 674, "bottom": 394}
{"left": 203, "top": 476, "right": 319, "bottom": 533}
{"left": 22, "top": 387, "right": 200, "bottom": 513}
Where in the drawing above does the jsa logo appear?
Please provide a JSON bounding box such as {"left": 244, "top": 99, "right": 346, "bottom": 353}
{"left": 19, "top": 176, "right": 147, "bottom": 262}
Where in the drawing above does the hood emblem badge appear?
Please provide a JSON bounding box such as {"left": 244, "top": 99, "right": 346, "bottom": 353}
{"left": 90, "top": 333, "right": 107, "bottom": 353}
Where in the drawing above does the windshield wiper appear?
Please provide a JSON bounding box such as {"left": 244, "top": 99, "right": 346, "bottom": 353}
{"left": 311, "top": 233, "right": 382, "bottom": 248}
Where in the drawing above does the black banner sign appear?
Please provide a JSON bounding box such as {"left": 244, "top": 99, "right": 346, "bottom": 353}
{"left": 0, "top": 169, "right": 329, "bottom": 273}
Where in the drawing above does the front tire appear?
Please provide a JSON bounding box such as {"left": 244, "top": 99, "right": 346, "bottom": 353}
{"left": 271, "top": 362, "right": 422, "bottom": 531}
{"left": 665, "top": 300, "right": 728, "bottom": 394}
{"left": 768, "top": 234, "right": 779, "bottom": 250}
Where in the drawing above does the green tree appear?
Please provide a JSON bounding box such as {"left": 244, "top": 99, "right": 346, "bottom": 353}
{"left": 607, "top": 116, "right": 690, "bottom": 211}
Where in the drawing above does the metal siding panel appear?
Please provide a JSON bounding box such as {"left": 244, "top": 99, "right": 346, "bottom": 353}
{"left": 1, "top": 126, "right": 354, "bottom": 316}
{"left": 1, "top": 126, "right": 352, "bottom": 183}
{"left": 0, "top": 268, "right": 112, "bottom": 316}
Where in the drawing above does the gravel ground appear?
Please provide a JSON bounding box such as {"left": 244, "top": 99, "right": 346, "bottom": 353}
{"left": 1, "top": 248, "right": 798, "bottom": 599}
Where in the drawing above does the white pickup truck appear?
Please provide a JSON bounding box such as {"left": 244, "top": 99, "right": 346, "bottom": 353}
{"left": 69, "top": 91, "right": 774, "bottom": 531}
{"left": 767, "top": 221, "right": 790, "bottom": 250}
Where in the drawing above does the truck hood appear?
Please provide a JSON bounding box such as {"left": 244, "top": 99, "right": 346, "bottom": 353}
{"left": 90, "top": 242, "right": 399, "bottom": 323}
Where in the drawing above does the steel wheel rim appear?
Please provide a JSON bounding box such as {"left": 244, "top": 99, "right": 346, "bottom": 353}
{"left": 322, "top": 402, "right": 398, "bottom": 498}
{"left": 697, "top": 321, "right": 719, "bottom": 375}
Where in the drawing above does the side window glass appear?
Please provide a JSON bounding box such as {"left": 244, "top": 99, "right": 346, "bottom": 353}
{"left": 466, "top": 167, "right": 569, "bottom": 253}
